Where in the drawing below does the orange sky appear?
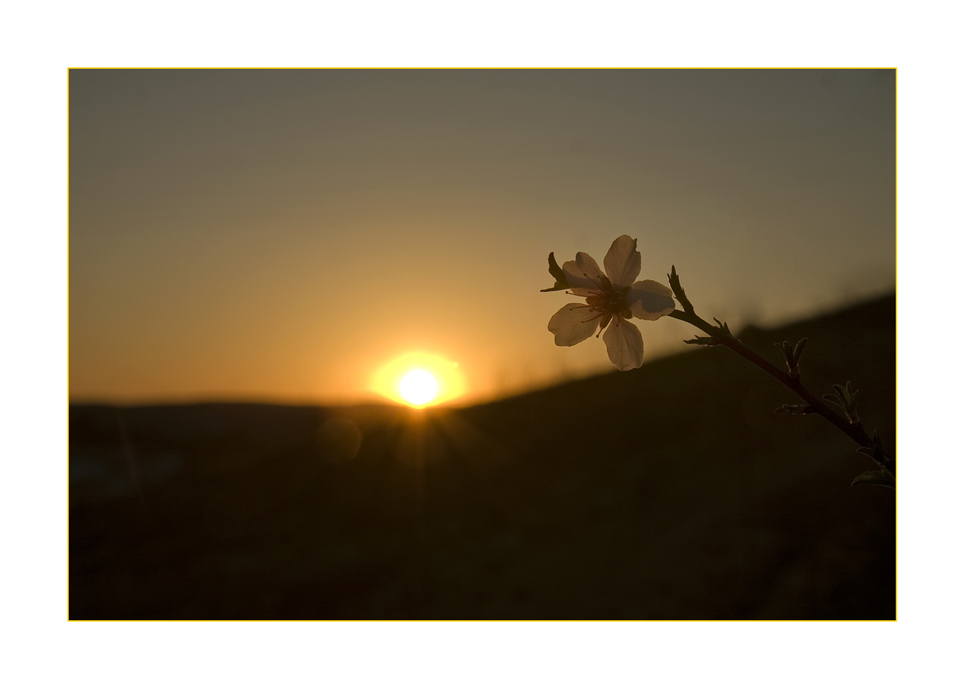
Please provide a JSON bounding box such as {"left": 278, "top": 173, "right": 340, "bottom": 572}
{"left": 69, "top": 69, "right": 895, "bottom": 406}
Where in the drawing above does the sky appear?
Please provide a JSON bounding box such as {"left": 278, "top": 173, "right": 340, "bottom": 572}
{"left": 69, "top": 69, "right": 895, "bottom": 406}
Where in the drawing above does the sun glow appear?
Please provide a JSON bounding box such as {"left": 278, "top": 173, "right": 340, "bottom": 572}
{"left": 399, "top": 369, "right": 438, "bottom": 406}
{"left": 372, "top": 352, "right": 466, "bottom": 407}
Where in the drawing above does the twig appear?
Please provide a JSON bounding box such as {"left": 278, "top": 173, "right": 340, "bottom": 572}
{"left": 666, "top": 266, "right": 894, "bottom": 481}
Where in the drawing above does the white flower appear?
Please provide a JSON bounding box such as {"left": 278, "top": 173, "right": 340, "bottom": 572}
{"left": 547, "top": 235, "right": 675, "bottom": 371}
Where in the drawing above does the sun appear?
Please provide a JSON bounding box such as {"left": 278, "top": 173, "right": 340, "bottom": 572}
{"left": 371, "top": 351, "right": 466, "bottom": 407}
{"left": 399, "top": 369, "right": 439, "bottom": 406}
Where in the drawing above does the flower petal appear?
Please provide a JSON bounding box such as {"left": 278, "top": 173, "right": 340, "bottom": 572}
{"left": 628, "top": 280, "right": 676, "bottom": 320}
{"left": 562, "top": 252, "right": 606, "bottom": 292}
{"left": 602, "top": 316, "right": 644, "bottom": 370}
{"left": 548, "top": 303, "right": 601, "bottom": 346}
{"left": 603, "top": 235, "right": 641, "bottom": 289}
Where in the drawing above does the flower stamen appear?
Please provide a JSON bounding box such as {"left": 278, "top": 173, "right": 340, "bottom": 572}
{"left": 596, "top": 312, "right": 613, "bottom": 337}
{"left": 581, "top": 271, "right": 608, "bottom": 292}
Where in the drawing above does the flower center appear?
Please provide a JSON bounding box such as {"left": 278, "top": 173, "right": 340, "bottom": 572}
{"left": 586, "top": 285, "right": 629, "bottom": 315}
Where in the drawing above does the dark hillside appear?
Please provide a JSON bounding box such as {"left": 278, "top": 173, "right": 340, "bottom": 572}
{"left": 69, "top": 294, "right": 895, "bottom": 619}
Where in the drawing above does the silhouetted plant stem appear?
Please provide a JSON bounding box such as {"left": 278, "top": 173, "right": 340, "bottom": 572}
{"left": 667, "top": 306, "right": 895, "bottom": 482}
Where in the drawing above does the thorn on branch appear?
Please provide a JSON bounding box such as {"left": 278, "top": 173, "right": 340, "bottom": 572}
{"left": 668, "top": 265, "right": 695, "bottom": 315}
{"left": 683, "top": 334, "right": 720, "bottom": 346}
{"left": 713, "top": 318, "right": 732, "bottom": 336}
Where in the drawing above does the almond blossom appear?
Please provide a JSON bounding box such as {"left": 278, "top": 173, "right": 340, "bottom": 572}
{"left": 546, "top": 235, "right": 675, "bottom": 371}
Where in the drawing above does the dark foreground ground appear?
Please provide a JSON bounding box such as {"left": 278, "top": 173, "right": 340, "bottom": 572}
{"left": 70, "top": 294, "right": 895, "bottom": 619}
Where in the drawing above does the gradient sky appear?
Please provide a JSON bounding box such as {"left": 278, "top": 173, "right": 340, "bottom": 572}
{"left": 69, "top": 69, "right": 895, "bottom": 406}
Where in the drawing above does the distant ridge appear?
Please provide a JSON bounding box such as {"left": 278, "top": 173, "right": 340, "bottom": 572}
{"left": 472, "top": 291, "right": 894, "bottom": 410}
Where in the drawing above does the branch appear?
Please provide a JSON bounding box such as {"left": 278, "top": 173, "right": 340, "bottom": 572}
{"left": 666, "top": 302, "right": 895, "bottom": 481}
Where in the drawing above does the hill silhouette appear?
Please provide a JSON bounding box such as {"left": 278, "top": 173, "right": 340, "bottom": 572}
{"left": 70, "top": 294, "right": 895, "bottom": 619}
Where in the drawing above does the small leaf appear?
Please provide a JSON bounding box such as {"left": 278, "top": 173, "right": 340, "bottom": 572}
{"left": 547, "top": 252, "right": 566, "bottom": 282}
{"left": 823, "top": 382, "right": 861, "bottom": 424}
{"left": 540, "top": 252, "right": 571, "bottom": 292}
{"left": 851, "top": 470, "right": 896, "bottom": 489}
{"left": 776, "top": 339, "right": 806, "bottom": 378}
{"left": 774, "top": 404, "right": 814, "bottom": 414}
{"left": 856, "top": 431, "right": 894, "bottom": 475}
